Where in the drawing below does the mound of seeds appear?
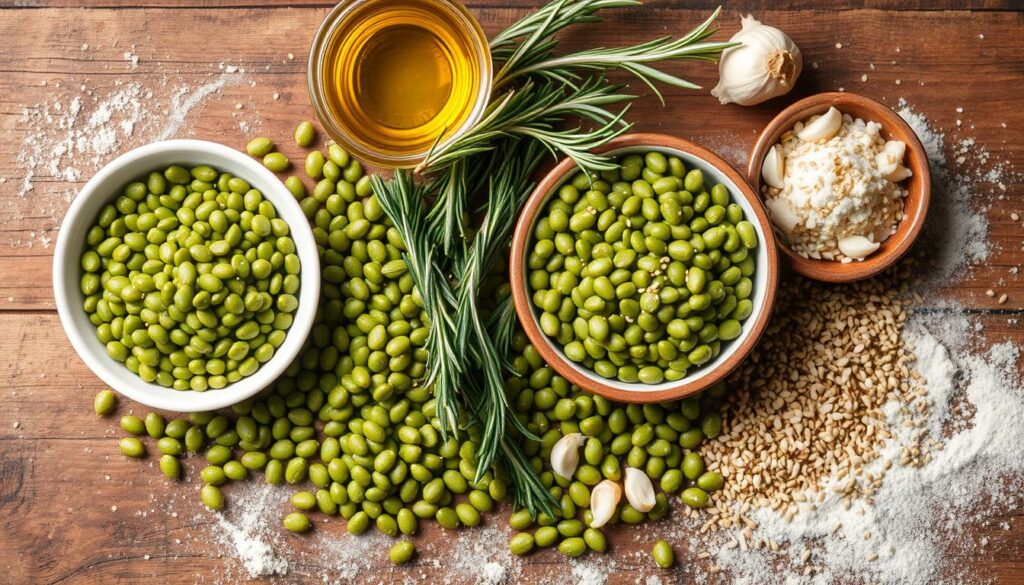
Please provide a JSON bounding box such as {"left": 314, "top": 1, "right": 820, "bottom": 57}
{"left": 80, "top": 164, "right": 300, "bottom": 390}
{"left": 698, "top": 265, "right": 931, "bottom": 534}
{"left": 526, "top": 151, "right": 758, "bottom": 384}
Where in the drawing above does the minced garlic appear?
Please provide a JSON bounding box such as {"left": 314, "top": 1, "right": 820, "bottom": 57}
{"left": 761, "top": 109, "right": 910, "bottom": 262}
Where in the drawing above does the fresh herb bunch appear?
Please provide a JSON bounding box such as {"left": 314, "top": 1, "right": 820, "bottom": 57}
{"left": 372, "top": 0, "right": 732, "bottom": 515}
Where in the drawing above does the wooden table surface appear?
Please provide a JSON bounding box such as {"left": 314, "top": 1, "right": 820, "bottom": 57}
{"left": 1, "top": 1, "right": 1022, "bottom": 583}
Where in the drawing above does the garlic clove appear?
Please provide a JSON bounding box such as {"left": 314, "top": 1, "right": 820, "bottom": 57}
{"left": 766, "top": 197, "right": 801, "bottom": 238}
{"left": 550, "top": 433, "right": 585, "bottom": 480}
{"left": 838, "top": 235, "right": 880, "bottom": 259}
{"left": 761, "top": 145, "right": 785, "bottom": 189}
{"left": 886, "top": 165, "right": 913, "bottom": 182}
{"left": 797, "top": 107, "right": 842, "bottom": 142}
{"left": 589, "top": 480, "right": 622, "bottom": 528}
{"left": 623, "top": 467, "right": 657, "bottom": 513}
{"left": 875, "top": 151, "right": 898, "bottom": 176}
{"left": 884, "top": 140, "right": 907, "bottom": 160}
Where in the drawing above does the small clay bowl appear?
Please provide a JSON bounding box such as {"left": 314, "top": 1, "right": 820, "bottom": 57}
{"left": 510, "top": 133, "right": 779, "bottom": 404}
{"left": 747, "top": 92, "right": 931, "bottom": 282}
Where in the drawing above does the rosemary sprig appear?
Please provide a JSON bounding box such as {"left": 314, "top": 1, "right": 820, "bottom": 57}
{"left": 416, "top": 77, "right": 632, "bottom": 175}
{"left": 494, "top": 7, "right": 733, "bottom": 103}
{"left": 452, "top": 142, "right": 546, "bottom": 477}
{"left": 369, "top": 172, "right": 463, "bottom": 437}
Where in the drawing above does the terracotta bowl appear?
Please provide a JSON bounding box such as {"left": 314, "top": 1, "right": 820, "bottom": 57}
{"left": 747, "top": 92, "right": 931, "bottom": 282}
{"left": 510, "top": 133, "right": 779, "bottom": 404}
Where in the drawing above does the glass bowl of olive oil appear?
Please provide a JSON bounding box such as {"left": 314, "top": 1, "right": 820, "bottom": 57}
{"left": 308, "top": 0, "right": 492, "bottom": 168}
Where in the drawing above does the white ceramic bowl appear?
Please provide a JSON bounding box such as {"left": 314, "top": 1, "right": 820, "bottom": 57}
{"left": 510, "top": 134, "right": 779, "bottom": 404}
{"left": 53, "top": 139, "right": 320, "bottom": 412}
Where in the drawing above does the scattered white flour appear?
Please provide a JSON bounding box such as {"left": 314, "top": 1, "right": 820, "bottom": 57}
{"left": 213, "top": 483, "right": 289, "bottom": 578}
{"left": 11, "top": 61, "right": 251, "bottom": 248}
{"left": 896, "top": 99, "right": 993, "bottom": 280}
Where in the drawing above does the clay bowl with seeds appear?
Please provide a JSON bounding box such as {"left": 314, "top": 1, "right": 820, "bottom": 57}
{"left": 747, "top": 92, "right": 931, "bottom": 283}
{"left": 510, "top": 133, "right": 779, "bottom": 404}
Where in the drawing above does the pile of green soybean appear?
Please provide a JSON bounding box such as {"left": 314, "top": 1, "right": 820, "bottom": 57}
{"left": 80, "top": 164, "right": 300, "bottom": 389}
{"left": 94, "top": 123, "right": 727, "bottom": 569}
{"left": 526, "top": 151, "right": 758, "bottom": 384}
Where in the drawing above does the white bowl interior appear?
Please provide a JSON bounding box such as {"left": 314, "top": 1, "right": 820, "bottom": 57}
{"left": 525, "top": 145, "right": 771, "bottom": 394}
{"left": 52, "top": 139, "right": 320, "bottom": 412}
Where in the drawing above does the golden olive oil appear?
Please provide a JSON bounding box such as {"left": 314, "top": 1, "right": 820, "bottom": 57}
{"left": 318, "top": 0, "right": 488, "bottom": 165}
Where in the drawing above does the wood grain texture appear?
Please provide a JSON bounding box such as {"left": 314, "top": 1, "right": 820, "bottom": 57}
{"left": 0, "top": 2, "right": 1022, "bottom": 584}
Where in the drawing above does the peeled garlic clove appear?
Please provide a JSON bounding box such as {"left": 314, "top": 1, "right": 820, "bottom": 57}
{"left": 766, "top": 197, "right": 800, "bottom": 238}
{"left": 875, "top": 151, "right": 898, "bottom": 176}
{"left": 589, "top": 480, "right": 622, "bottom": 528}
{"left": 884, "top": 140, "right": 907, "bottom": 160}
{"left": 838, "top": 235, "right": 880, "bottom": 259}
{"left": 797, "top": 107, "right": 842, "bottom": 142}
{"left": 761, "top": 145, "right": 785, "bottom": 189}
{"left": 550, "top": 433, "right": 585, "bottom": 480}
{"left": 623, "top": 467, "right": 657, "bottom": 513}
{"left": 887, "top": 165, "right": 913, "bottom": 182}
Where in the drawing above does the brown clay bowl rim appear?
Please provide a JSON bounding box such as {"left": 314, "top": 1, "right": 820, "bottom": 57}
{"left": 746, "top": 91, "right": 932, "bottom": 283}
{"left": 510, "top": 133, "right": 780, "bottom": 404}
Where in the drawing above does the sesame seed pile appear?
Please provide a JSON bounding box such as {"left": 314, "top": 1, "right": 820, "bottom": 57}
{"left": 693, "top": 262, "right": 937, "bottom": 534}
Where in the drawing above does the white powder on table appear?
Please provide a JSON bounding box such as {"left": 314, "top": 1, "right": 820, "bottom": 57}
{"left": 213, "top": 483, "right": 289, "bottom": 578}
{"left": 11, "top": 61, "right": 251, "bottom": 249}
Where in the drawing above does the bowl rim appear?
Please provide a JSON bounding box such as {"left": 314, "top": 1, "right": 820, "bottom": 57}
{"left": 510, "top": 133, "right": 779, "bottom": 404}
{"left": 746, "top": 91, "right": 932, "bottom": 283}
{"left": 306, "top": 0, "right": 493, "bottom": 169}
{"left": 52, "top": 139, "right": 321, "bottom": 412}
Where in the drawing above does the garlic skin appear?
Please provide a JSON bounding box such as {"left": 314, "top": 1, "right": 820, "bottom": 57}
{"left": 550, "top": 433, "right": 585, "bottom": 480}
{"left": 761, "top": 144, "right": 785, "bottom": 189}
{"left": 589, "top": 480, "right": 622, "bottom": 528}
{"left": 623, "top": 468, "right": 657, "bottom": 513}
{"left": 712, "top": 16, "right": 802, "bottom": 106}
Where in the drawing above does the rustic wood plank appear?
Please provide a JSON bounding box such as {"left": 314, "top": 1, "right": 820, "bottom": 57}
{"left": 1, "top": 3, "right": 1023, "bottom": 584}
{"left": 0, "top": 7, "right": 1022, "bottom": 311}
{"left": 2, "top": 1, "right": 1021, "bottom": 11}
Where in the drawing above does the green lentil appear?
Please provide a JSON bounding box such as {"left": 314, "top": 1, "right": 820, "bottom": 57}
{"left": 294, "top": 121, "right": 317, "bottom": 147}
{"left": 652, "top": 539, "right": 675, "bottom": 568}
{"left": 94, "top": 390, "right": 117, "bottom": 415}
{"left": 389, "top": 541, "right": 415, "bottom": 565}
{"left": 283, "top": 512, "right": 312, "bottom": 533}
{"left": 509, "top": 532, "right": 535, "bottom": 555}
{"left": 246, "top": 137, "right": 274, "bottom": 157}
{"left": 119, "top": 437, "right": 145, "bottom": 458}
{"left": 201, "top": 484, "right": 225, "bottom": 510}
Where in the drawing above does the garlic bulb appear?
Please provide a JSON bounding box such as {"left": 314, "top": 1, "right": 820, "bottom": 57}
{"left": 712, "top": 16, "right": 802, "bottom": 106}
{"left": 589, "top": 480, "right": 622, "bottom": 528}
{"left": 550, "top": 433, "right": 585, "bottom": 480}
{"left": 623, "top": 468, "right": 657, "bottom": 513}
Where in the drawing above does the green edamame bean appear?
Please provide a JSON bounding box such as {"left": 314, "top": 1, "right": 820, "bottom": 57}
{"left": 652, "top": 540, "right": 675, "bottom": 568}
{"left": 94, "top": 390, "right": 116, "bottom": 415}
{"left": 283, "top": 512, "right": 311, "bottom": 533}
{"left": 510, "top": 532, "right": 535, "bottom": 555}
{"left": 389, "top": 541, "right": 415, "bottom": 565}
{"left": 294, "top": 121, "right": 316, "bottom": 147}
